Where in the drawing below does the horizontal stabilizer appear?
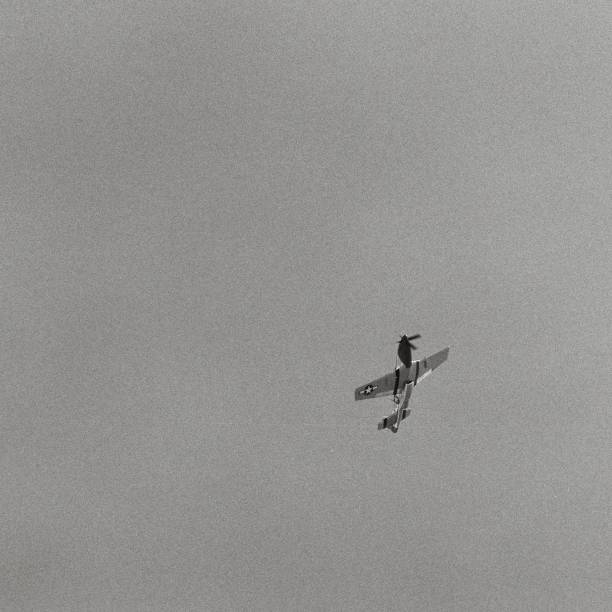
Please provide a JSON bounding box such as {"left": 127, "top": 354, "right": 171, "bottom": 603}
{"left": 378, "top": 412, "right": 398, "bottom": 431}
{"left": 377, "top": 407, "right": 411, "bottom": 432}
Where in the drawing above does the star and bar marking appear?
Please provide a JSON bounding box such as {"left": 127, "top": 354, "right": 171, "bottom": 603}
{"left": 360, "top": 384, "right": 377, "bottom": 396}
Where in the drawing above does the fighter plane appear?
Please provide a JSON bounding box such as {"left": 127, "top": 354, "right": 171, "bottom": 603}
{"left": 354, "top": 334, "right": 449, "bottom": 433}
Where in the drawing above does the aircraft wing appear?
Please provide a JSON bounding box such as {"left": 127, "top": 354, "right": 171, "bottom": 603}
{"left": 354, "top": 369, "right": 398, "bottom": 401}
{"left": 355, "top": 347, "right": 449, "bottom": 401}
{"left": 424, "top": 347, "right": 449, "bottom": 372}
{"left": 416, "top": 347, "right": 449, "bottom": 383}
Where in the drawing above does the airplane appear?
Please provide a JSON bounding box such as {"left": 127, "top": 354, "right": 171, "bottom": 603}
{"left": 354, "top": 334, "right": 449, "bottom": 433}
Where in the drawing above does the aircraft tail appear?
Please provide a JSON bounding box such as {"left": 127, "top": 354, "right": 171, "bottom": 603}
{"left": 378, "top": 408, "right": 410, "bottom": 432}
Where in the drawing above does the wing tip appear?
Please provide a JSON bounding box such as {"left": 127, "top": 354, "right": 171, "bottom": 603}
{"left": 428, "top": 347, "right": 449, "bottom": 370}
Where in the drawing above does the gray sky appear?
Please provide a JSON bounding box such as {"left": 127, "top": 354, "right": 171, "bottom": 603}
{"left": 2, "top": 2, "right": 611, "bottom": 610}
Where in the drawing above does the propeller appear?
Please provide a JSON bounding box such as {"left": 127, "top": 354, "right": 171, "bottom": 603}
{"left": 398, "top": 333, "right": 421, "bottom": 349}
{"left": 397, "top": 333, "right": 421, "bottom": 368}
{"left": 406, "top": 334, "right": 420, "bottom": 350}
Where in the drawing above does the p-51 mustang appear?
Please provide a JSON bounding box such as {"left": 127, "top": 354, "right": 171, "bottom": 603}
{"left": 355, "top": 335, "right": 449, "bottom": 433}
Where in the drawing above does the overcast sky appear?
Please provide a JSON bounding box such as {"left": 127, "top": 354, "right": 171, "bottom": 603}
{"left": 2, "top": 2, "right": 611, "bottom": 610}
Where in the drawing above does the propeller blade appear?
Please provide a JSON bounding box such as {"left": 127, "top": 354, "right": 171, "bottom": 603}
{"left": 407, "top": 333, "right": 420, "bottom": 349}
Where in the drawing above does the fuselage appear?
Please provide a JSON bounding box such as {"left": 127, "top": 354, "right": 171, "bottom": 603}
{"left": 394, "top": 362, "right": 418, "bottom": 391}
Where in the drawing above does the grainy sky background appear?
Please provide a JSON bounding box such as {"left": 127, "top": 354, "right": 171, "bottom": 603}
{"left": 2, "top": 2, "right": 611, "bottom": 610}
